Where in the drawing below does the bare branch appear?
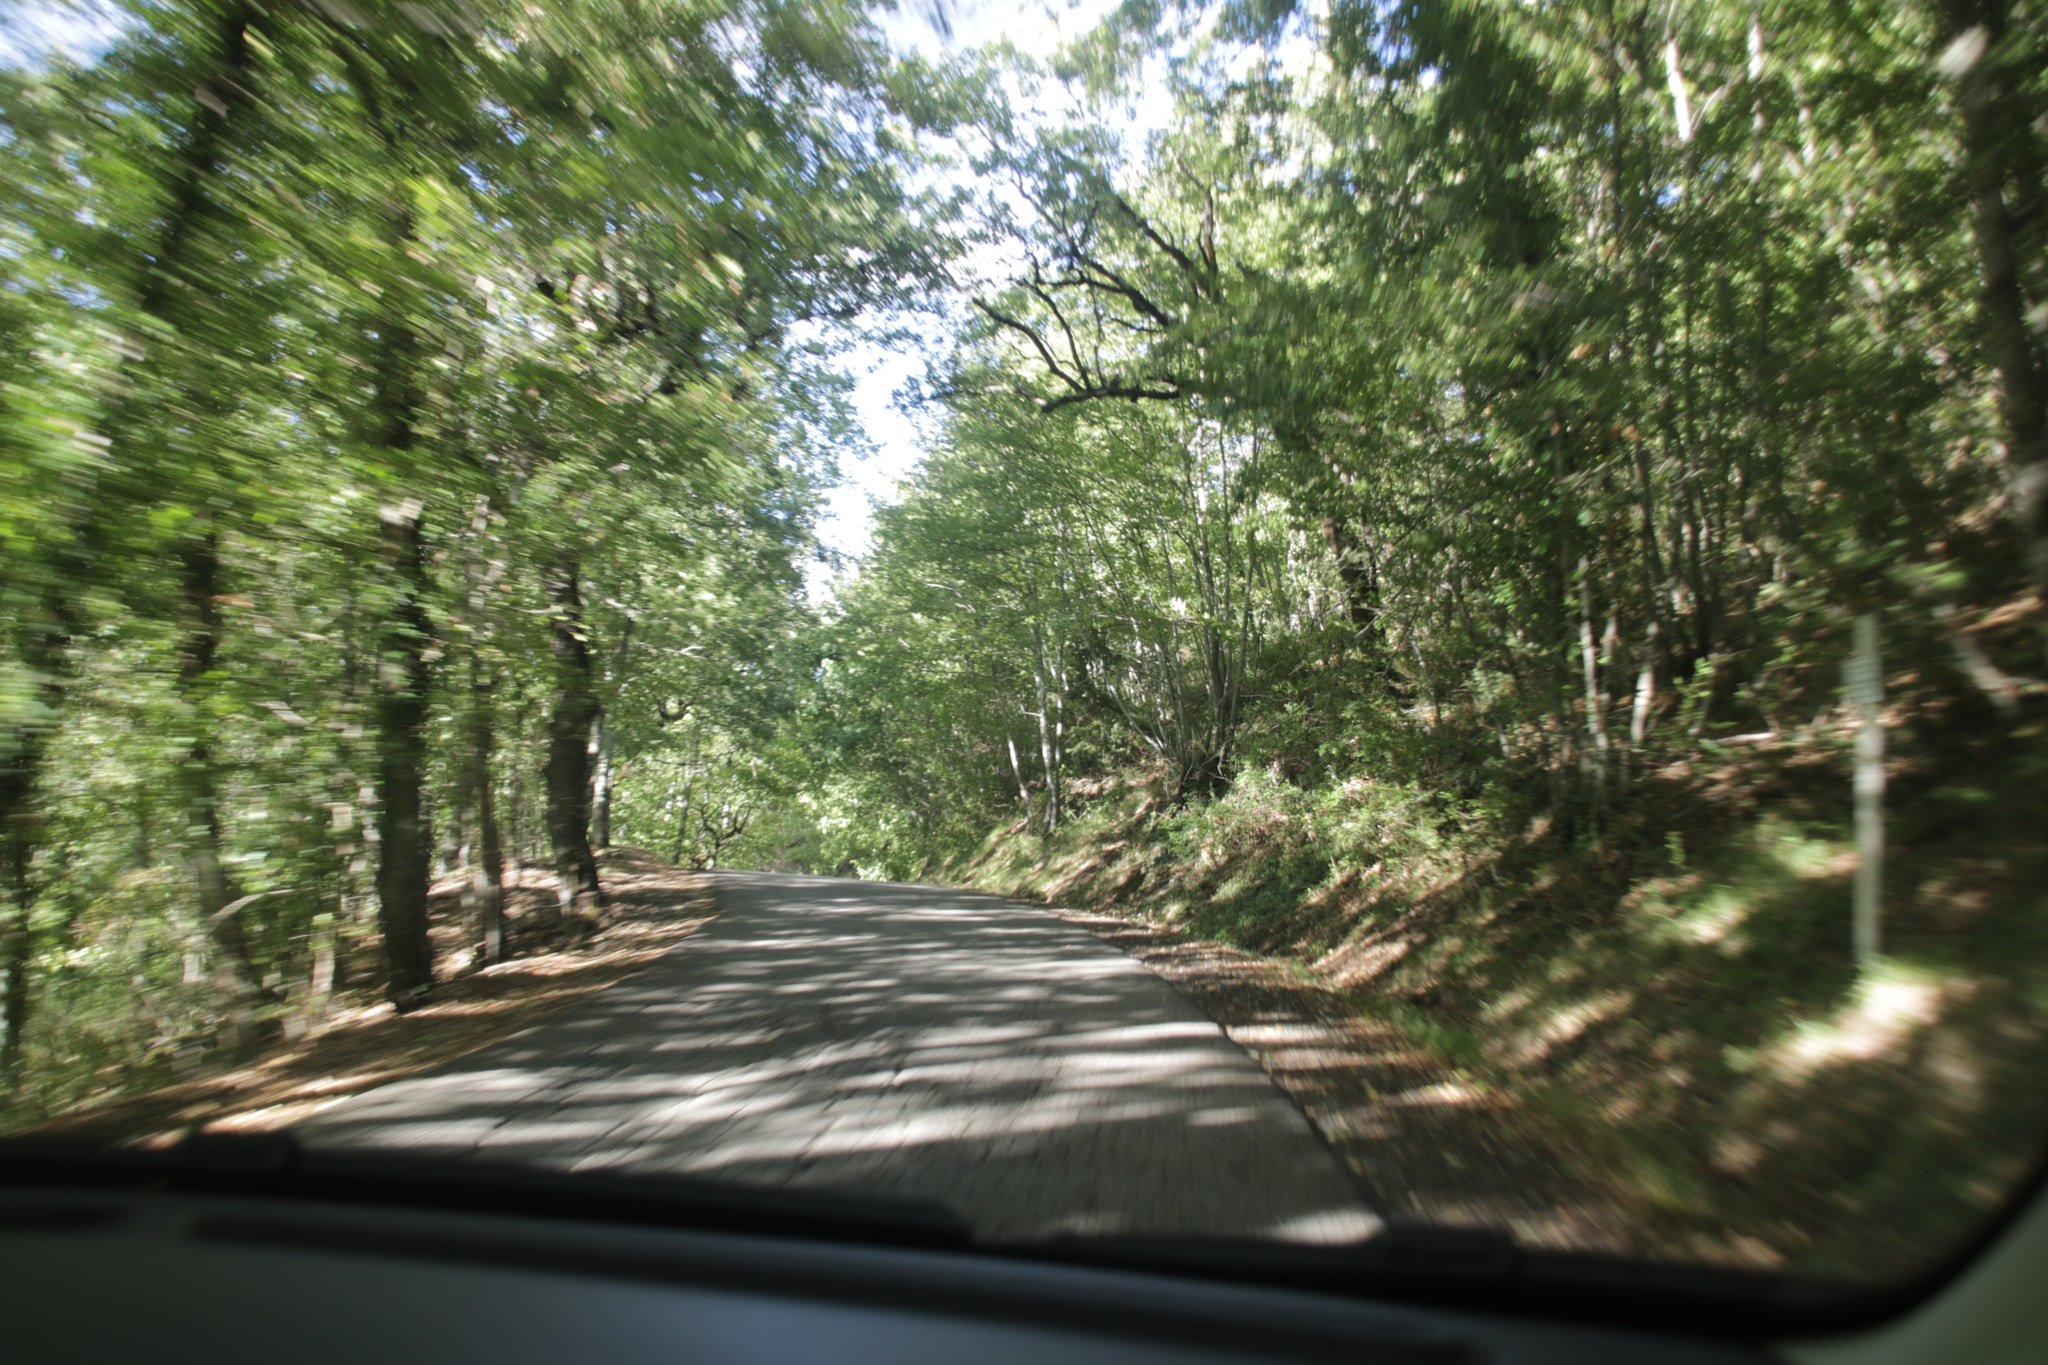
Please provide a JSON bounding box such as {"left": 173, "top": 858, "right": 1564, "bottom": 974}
{"left": 1101, "top": 186, "right": 1206, "bottom": 293}
{"left": 972, "top": 297, "right": 1083, "bottom": 393}
{"left": 1069, "top": 253, "right": 1177, "bottom": 329}
{"left": 1040, "top": 381, "right": 1182, "bottom": 413}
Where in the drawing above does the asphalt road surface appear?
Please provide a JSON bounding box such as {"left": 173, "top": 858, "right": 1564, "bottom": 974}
{"left": 297, "top": 873, "right": 1381, "bottom": 1244}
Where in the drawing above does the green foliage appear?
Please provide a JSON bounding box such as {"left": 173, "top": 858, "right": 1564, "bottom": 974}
{"left": 5, "top": 0, "right": 2048, "bottom": 1277}
{"left": 814, "top": 0, "right": 2046, "bottom": 879}
{"left": 0, "top": 0, "right": 937, "bottom": 1115}
{"left": 789, "top": 0, "right": 2048, "bottom": 1275}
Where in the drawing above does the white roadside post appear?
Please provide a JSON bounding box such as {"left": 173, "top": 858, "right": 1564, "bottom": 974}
{"left": 1846, "top": 613, "right": 1885, "bottom": 965}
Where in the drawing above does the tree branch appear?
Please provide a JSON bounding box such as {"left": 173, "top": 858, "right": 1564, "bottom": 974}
{"left": 972, "top": 297, "right": 1084, "bottom": 393}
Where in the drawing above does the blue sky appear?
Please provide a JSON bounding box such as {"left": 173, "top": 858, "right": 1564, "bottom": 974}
{"left": 0, "top": 1, "right": 123, "bottom": 67}
{"left": 816, "top": 0, "right": 1142, "bottom": 590}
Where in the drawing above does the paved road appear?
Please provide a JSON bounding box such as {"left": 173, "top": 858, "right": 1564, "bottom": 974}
{"left": 297, "top": 873, "right": 1380, "bottom": 1244}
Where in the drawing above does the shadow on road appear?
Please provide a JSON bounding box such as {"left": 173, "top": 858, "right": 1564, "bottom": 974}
{"left": 297, "top": 873, "right": 1379, "bottom": 1244}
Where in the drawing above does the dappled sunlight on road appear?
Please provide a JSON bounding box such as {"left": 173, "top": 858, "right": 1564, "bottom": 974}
{"left": 297, "top": 874, "right": 1380, "bottom": 1245}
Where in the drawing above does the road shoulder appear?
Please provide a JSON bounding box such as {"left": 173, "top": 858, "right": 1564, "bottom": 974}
{"left": 1048, "top": 906, "right": 1645, "bottom": 1255}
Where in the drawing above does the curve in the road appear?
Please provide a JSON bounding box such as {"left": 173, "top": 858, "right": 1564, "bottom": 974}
{"left": 296, "top": 872, "right": 1381, "bottom": 1245}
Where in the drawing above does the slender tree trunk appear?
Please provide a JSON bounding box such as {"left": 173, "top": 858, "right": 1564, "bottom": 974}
{"left": 358, "top": 152, "right": 440, "bottom": 1007}
{"left": 593, "top": 616, "right": 634, "bottom": 852}
{"left": 325, "top": 578, "right": 364, "bottom": 993}
{"left": 1628, "top": 619, "right": 1660, "bottom": 777}
{"left": 1577, "top": 557, "right": 1611, "bottom": 820}
{"left": 593, "top": 717, "right": 613, "bottom": 849}
{"left": 544, "top": 558, "right": 604, "bottom": 926}
{"left": 175, "top": 526, "right": 266, "bottom": 1004}
{"left": 1547, "top": 414, "right": 1577, "bottom": 819}
{"left": 506, "top": 729, "right": 524, "bottom": 878}
{"left": 373, "top": 502, "right": 436, "bottom": 1006}
{"left": 466, "top": 650, "right": 505, "bottom": 965}
{"left": 673, "top": 782, "right": 693, "bottom": 866}
{"left": 1740, "top": 7, "right": 1774, "bottom": 633}
{"left": 0, "top": 901, "right": 27, "bottom": 1088}
{"left": 1005, "top": 724, "right": 1034, "bottom": 833}
{"left": 457, "top": 490, "right": 505, "bottom": 960}
{"left": 993, "top": 664, "right": 1034, "bottom": 831}
{"left": 1031, "top": 625, "right": 1061, "bottom": 831}
{"left": 306, "top": 911, "right": 336, "bottom": 1024}
{"left": 335, "top": 3, "right": 474, "bottom": 1007}
{"left": 1051, "top": 636, "right": 1069, "bottom": 806}
{"left": 117, "top": 5, "right": 259, "bottom": 949}
{"left": 0, "top": 669, "right": 58, "bottom": 1085}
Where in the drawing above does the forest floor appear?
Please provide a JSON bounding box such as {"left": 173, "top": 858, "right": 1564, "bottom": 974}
{"left": 17, "top": 849, "right": 714, "bottom": 1147}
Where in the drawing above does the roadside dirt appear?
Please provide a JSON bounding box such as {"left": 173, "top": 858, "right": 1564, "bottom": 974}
{"left": 1050, "top": 907, "right": 1651, "bottom": 1257}
{"left": 20, "top": 849, "right": 713, "bottom": 1147}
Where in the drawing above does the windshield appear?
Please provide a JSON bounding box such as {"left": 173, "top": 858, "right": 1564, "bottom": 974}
{"left": 2, "top": 0, "right": 2044, "bottom": 1319}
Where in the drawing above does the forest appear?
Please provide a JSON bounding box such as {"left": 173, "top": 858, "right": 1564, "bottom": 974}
{"left": 3, "top": 0, "right": 2046, "bottom": 1274}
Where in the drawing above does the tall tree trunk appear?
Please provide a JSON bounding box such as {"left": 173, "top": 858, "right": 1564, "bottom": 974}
{"left": 593, "top": 615, "right": 633, "bottom": 853}
{"left": 1577, "top": 557, "right": 1611, "bottom": 820}
{"left": 363, "top": 164, "right": 438, "bottom": 1007}
{"left": 1005, "top": 723, "right": 1034, "bottom": 833}
{"left": 325, "top": 576, "right": 367, "bottom": 993}
{"left": 0, "top": 894, "right": 28, "bottom": 1089}
{"left": 0, "top": 605, "right": 66, "bottom": 1086}
{"left": 1628, "top": 619, "right": 1660, "bottom": 777}
{"left": 175, "top": 526, "right": 261, "bottom": 999}
{"left": 544, "top": 558, "right": 604, "bottom": 926}
{"left": 593, "top": 716, "right": 613, "bottom": 850}
{"left": 345, "top": 9, "right": 455, "bottom": 1008}
{"left": 465, "top": 649, "right": 505, "bottom": 965}
{"left": 1546, "top": 410, "right": 1577, "bottom": 820}
{"left": 1031, "top": 624, "right": 1061, "bottom": 831}
{"left": 373, "top": 502, "right": 436, "bottom": 1006}
{"left": 1740, "top": 6, "right": 1774, "bottom": 634}
{"left": 672, "top": 776, "right": 693, "bottom": 866}
{"left": 1942, "top": 0, "right": 2048, "bottom": 609}
{"left": 505, "top": 720, "right": 525, "bottom": 876}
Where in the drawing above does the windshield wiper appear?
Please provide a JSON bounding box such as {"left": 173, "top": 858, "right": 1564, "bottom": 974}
{"left": 0, "top": 1130, "right": 972, "bottom": 1250}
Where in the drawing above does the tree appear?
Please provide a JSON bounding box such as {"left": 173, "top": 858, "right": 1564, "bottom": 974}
{"left": 0, "top": 0, "right": 938, "bottom": 1101}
